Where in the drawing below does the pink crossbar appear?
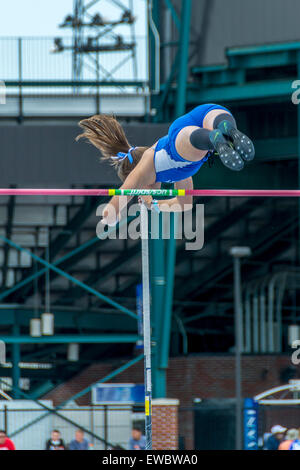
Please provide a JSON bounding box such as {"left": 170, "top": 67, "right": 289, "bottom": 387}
{"left": 186, "top": 189, "right": 300, "bottom": 197}
{"left": 0, "top": 188, "right": 300, "bottom": 197}
{"left": 0, "top": 188, "right": 299, "bottom": 197}
{"left": 0, "top": 189, "right": 110, "bottom": 196}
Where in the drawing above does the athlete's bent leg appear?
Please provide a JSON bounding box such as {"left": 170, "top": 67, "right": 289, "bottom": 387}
{"left": 189, "top": 128, "right": 214, "bottom": 151}
{"left": 203, "top": 108, "right": 255, "bottom": 162}
{"left": 189, "top": 126, "right": 244, "bottom": 172}
{"left": 213, "top": 113, "right": 255, "bottom": 162}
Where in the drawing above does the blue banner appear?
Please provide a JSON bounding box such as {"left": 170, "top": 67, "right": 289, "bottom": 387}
{"left": 243, "top": 398, "right": 259, "bottom": 450}
{"left": 92, "top": 384, "right": 145, "bottom": 404}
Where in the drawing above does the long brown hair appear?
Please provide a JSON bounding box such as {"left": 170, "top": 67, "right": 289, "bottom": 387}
{"left": 76, "top": 114, "right": 148, "bottom": 181}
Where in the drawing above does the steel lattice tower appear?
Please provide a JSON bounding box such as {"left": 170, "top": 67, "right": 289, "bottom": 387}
{"left": 56, "top": 0, "right": 138, "bottom": 82}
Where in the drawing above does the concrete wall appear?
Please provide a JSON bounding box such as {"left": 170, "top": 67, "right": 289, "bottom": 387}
{"left": 0, "top": 123, "right": 169, "bottom": 187}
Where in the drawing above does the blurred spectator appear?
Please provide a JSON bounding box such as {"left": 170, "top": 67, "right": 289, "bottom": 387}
{"left": 288, "top": 429, "right": 300, "bottom": 451}
{"left": 278, "top": 429, "right": 299, "bottom": 450}
{"left": 69, "top": 429, "right": 90, "bottom": 450}
{"left": 128, "top": 426, "right": 146, "bottom": 450}
{"left": 264, "top": 425, "right": 287, "bottom": 450}
{"left": 0, "top": 430, "right": 15, "bottom": 450}
{"left": 46, "top": 429, "right": 66, "bottom": 450}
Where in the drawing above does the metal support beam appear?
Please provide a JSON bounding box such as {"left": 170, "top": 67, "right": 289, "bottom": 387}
{"left": 164, "top": 0, "right": 180, "bottom": 29}
{"left": 29, "top": 380, "right": 55, "bottom": 400}
{"left": 233, "top": 256, "right": 243, "bottom": 450}
{"left": 175, "top": 0, "right": 192, "bottom": 117}
{"left": 0, "top": 211, "right": 134, "bottom": 305}
{"left": 297, "top": 51, "right": 300, "bottom": 263}
{"left": 149, "top": 0, "right": 160, "bottom": 92}
{"left": 0, "top": 235, "right": 138, "bottom": 320}
{"left": 159, "top": 213, "right": 177, "bottom": 369}
{"left": 149, "top": 212, "right": 177, "bottom": 397}
{"left": 230, "top": 247, "right": 251, "bottom": 451}
{"left": 141, "top": 203, "right": 152, "bottom": 449}
{"left": 0, "top": 335, "right": 140, "bottom": 344}
{"left": 12, "top": 197, "right": 102, "bottom": 302}
{"left": 5, "top": 80, "right": 146, "bottom": 88}
{"left": 1, "top": 194, "right": 15, "bottom": 291}
{"left": 11, "top": 324, "right": 20, "bottom": 399}
{"left": 150, "top": 212, "right": 166, "bottom": 397}
{"left": 0, "top": 307, "right": 137, "bottom": 333}
{"left": 0, "top": 236, "right": 99, "bottom": 302}
{"left": 186, "top": 79, "right": 293, "bottom": 104}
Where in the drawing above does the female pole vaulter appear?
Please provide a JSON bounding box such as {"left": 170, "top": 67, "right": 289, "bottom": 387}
{"left": 76, "top": 103, "right": 255, "bottom": 224}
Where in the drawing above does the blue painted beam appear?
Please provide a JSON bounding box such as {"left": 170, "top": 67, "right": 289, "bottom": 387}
{"left": 159, "top": 213, "right": 177, "bottom": 370}
{"left": 0, "top": 335, "right": 140, "bottom": 344}
{"left": 175, "top": 0, "right": 192, "bottom": 117}
{"left": 201, "top": 69, "right": 245, "bottom": 87}
{"left": 5, "top": 80, "right": 146, "bottom": 87}
{"left": 28, "top": 380, "right": 55, "bottom": 400}
{"left": 186, "top": 79, "right": 293, "bottom": 103}
{"left": 12, "top": 324, "right": 20, "bottom": 399}
{"left": 227, "top": 41, "right": 300, "bottom": 56}
{"left": 297, "top": 51, "right": 300, "bottom": 265}
{"left": 192, "top": 64, "right": 227, "bottom": 74}
{"left": 149, "top": 0, "right": 160, "bottom": 92}
{"left": 150, "top": 212, "right": 166, "bottom": 398}
{"left": 228, "top": 51, "right": 295, "bottom": 69}
{"left": 164, "top": 0, "right": 180, "bottom": 29}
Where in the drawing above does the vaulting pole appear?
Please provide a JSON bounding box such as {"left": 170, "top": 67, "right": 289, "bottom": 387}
{"left": 140, "top": 202, "right": 152, "bottom": 450}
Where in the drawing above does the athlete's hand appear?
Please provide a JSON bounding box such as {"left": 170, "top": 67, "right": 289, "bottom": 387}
{"left": 138, "top": 195, "right": 153, "bottom": 209}
{"left": 101, "top": 204, "right": 119, "bottom": 226}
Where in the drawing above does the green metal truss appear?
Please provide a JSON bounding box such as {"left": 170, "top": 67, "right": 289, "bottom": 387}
{"left": 150, "top": 7, "right": 300, "bottom": 122}
{"left": 149, "top": 211, "right": 177, "bottom": 398}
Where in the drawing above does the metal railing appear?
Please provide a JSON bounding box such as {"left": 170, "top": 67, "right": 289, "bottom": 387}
{"left": 0, "top": 36, "right": 149, "bottom": 118}
{"left": 0, "top": 36, "right": 148, "bottom": 87}
{"left": 0, "top": 404, "right": 137, "bottom": 450}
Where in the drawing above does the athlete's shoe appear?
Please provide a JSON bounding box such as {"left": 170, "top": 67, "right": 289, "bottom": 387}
{"left": 209, "top": 129, "right": 244, "bottom": 171}
{"left": 217, "top": 120, "right": 255, "bottom": 162}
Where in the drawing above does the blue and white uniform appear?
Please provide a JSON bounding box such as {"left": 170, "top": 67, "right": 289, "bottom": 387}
{"left": 154, "top": 103, "right": 231, "bottom": 183}
{"left": 289, "top": 440, "right": 300, "bottom": 450}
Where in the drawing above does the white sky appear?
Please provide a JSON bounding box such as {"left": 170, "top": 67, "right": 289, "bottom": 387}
{"left": 0, "top": 0, "right": 148, "bottom": 80}
{"left": 0, "top": 0, "right": 146, "bottom": 36}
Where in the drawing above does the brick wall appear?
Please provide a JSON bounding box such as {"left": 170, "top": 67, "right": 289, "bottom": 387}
{"left": 152, "top": 399, "right": 179, "bottom": 450}
{"left": 44, "top": 354, "right": 297, "bottom": 449}
{"left": 166, "top": 355, "right": 296, "bottom": 449}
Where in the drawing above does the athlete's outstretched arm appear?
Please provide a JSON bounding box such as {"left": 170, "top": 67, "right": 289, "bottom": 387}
{"left": 102, "top": 149, "right": 157, "bottom": 225}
